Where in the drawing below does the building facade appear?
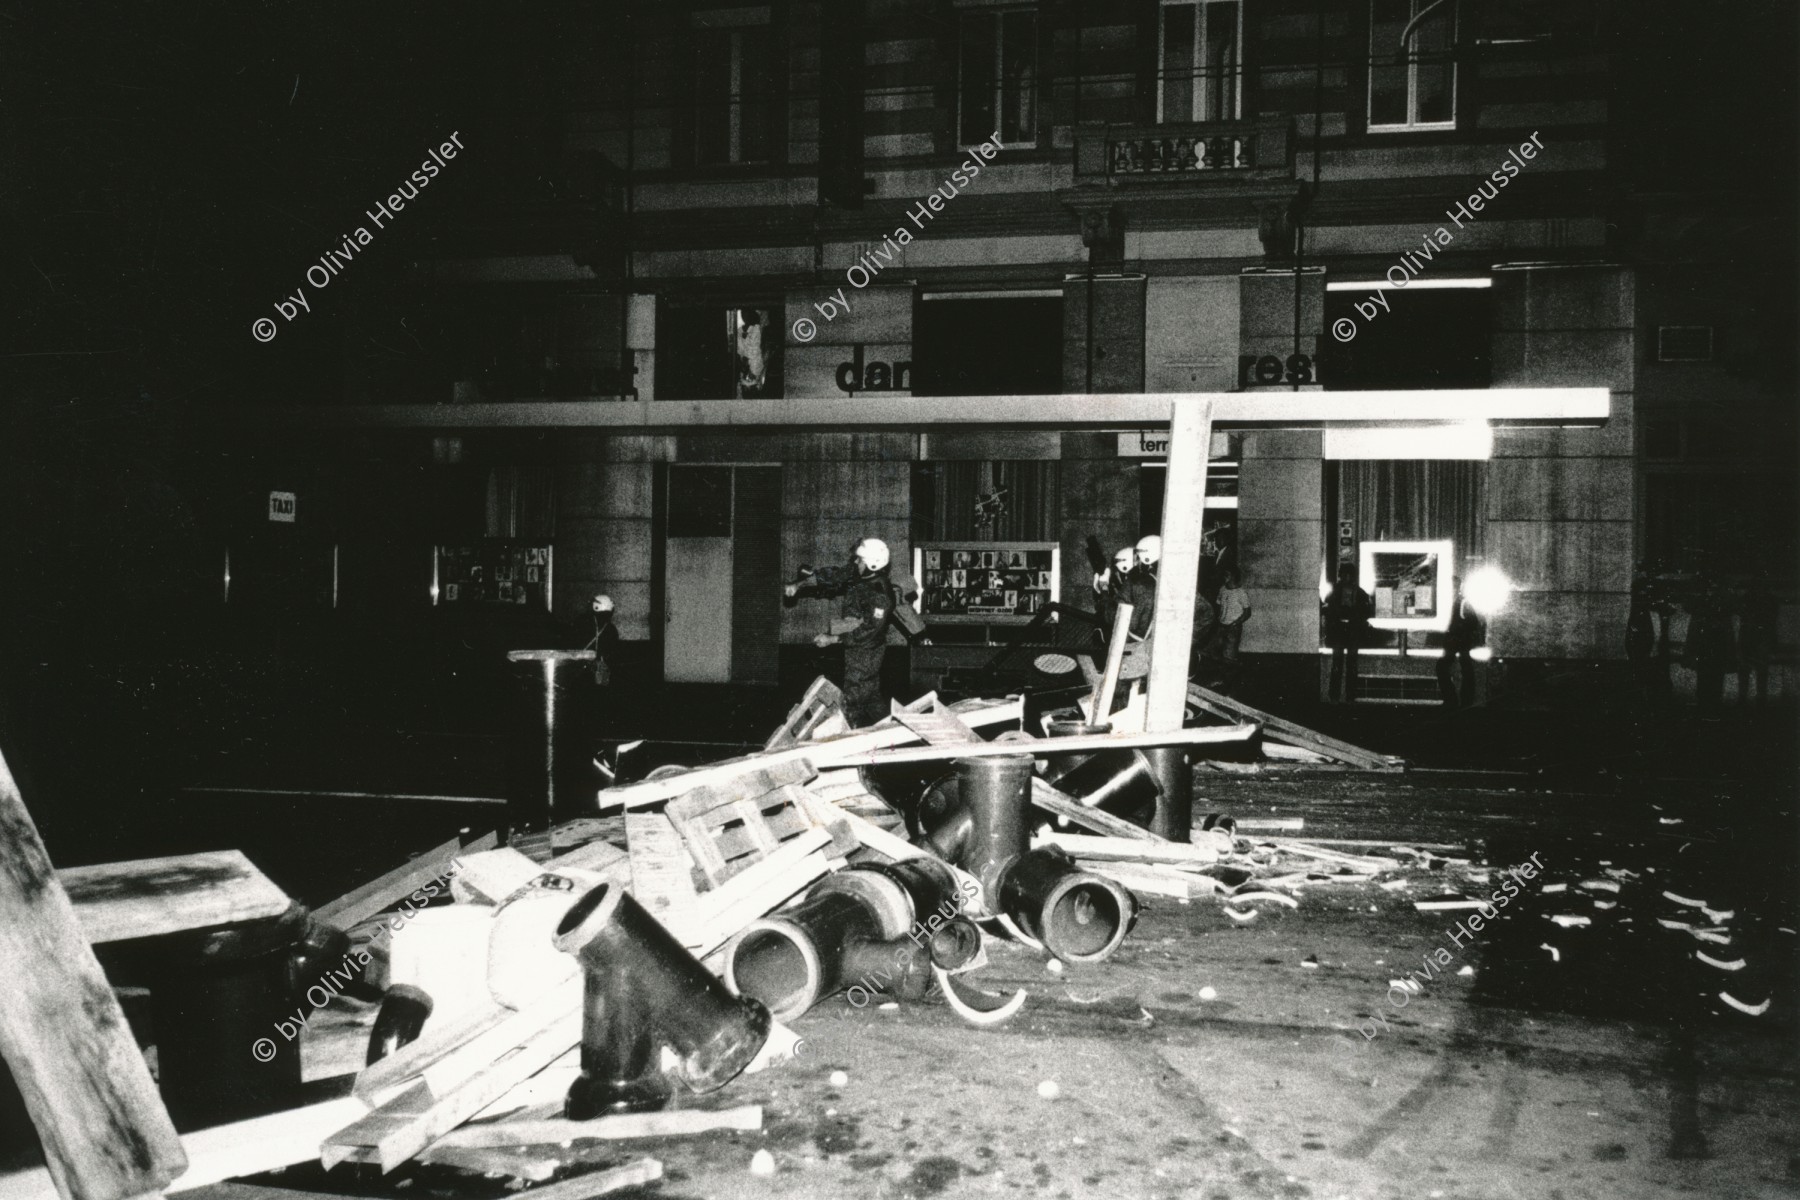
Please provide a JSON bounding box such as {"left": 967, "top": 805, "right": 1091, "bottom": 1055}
{"left": 252, "top": 0, "right": 1792, "bottom": 705}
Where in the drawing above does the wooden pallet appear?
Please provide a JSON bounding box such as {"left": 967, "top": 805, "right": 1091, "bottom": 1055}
{"left": 764, "top": 677, "right": 847, "bottom": 750}
{"left": 665, "top": 782, "right": 821, "bottom": 886}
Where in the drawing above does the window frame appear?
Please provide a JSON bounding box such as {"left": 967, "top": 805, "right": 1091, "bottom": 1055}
{"left": 689, "top": 6, "right": 784, "bottom": 168}
{"left": 956, "top": 6, "right": 1040, "bottom": 149}
{"left": 1155, "top": 0, "right": 1246, "bottom": 125}
{"left": 1366, "top": 0, "right": 1458, "bottom": 133}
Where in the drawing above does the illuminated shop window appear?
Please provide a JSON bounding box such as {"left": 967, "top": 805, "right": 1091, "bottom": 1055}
{"left": 657, "top": 301, "right": 783, "bottom": 400}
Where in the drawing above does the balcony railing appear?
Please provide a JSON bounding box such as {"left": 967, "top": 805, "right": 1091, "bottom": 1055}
{"left": 1074, "top": 113, "right": 1293, "bottom": 183}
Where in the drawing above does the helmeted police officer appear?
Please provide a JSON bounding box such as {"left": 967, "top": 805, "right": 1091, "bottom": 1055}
{"left": 785, "top": 538, "right": 904, "bottom": 728}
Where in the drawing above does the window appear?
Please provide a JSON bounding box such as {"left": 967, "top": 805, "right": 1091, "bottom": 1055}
{"left": 1159, "top": 0, "right": 1244, "bottom": 123}
{"left": 694, "top": 21, "right": 776, "bottom": 164}
{"left": 657, "top": 303, "right": 783, "bottom": 400}
{"left": 958, "top": 9, "right": 1037, "bottom": 146}
{"left": 1368, "top": 0, "right": 1456, "bottom": 131}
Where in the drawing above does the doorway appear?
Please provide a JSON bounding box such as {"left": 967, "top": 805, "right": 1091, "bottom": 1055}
{"left": 662, "top": 464, "right": 782, "bottom": 684}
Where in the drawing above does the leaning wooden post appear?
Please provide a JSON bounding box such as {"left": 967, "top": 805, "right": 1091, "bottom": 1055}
{"left": 1090, "top": 602, "right": 1133, "bottom": 723}
{"left": 0, "top": 743, "right": 187, "bottom": 1200}
{"left": 1145, "top": 396, "right": 1214, "bottom": 732}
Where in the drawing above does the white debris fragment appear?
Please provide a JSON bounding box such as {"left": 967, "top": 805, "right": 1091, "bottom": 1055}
{"left": 1594, "top": 900, "right": 1617, "bottom": 910}
{"left": 1541, "top": 883, "right": 1568, "bottom": 894}
{"left": 1541, "top": 944, "right": 1561, "bottom": 962}
{"left": 1579, "top": 880, "right": 1620, "bottom": 893}
{"left": 1038, "top": 1080, "right": 1061, "bottom": 1100}
{"left": 1695, "top": 950, "right": 1746, "bottom": 971}
{"left": 1691, "top": 929, "right": 1732, "bottom": 945}
{"left": 749, "top": 1149, "right": 776, "bottom": 1176}
{"left": 1702, "top": 906, "right": 1735, "bottom": 923}
{"left": 1378, "top": 879, "right": 1410, "bottom": 891}
{"left": 1199, "top": 986, "right": 1218, "bottom": 1001}
{"left": 829, "top": 1070, "right": 849, "bottom": 1087}
{"left": 1658, "top": 918, "right": 1693, "bottom": 930}
{"left": 1223, "top": 907, "right": 1258, "bottom": 923}
{"left": 878, "top": 1002, "right": 899, "bottom": 1011}
{"left": 1457, "top": 965, "right": 1475, "bottom": 977}
{"left": 1663, "top": 891, "right": 1706, "bottom": 907}
{"left": 1659, "top": 817, "right": 1684, "bottom": 825}
{"left": 1549, "top": 915, "right": 1591, "bottom": 928}
{"left": 1720, "top": 992, "right": 1770, "bottom": 1016}
{"left": 1046, "top": 959, "right": 1065, "bottom": 975}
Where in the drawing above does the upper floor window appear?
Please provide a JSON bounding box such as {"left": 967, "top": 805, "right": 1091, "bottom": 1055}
{"left": 1159, "top": 0, "right": 1243, "bottom": 123}
{"left": 958, "top": 8, "right": 1037, "bottom": 147}
{"left": 1368, "top": 0, "right": 1456, "bottom": 131}
{"left": 694, "top": 11, "right": 776, "bottom": 164}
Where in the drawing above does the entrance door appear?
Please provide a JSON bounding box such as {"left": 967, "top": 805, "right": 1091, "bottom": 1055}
{"left": 664, "top": 466, "right": 734, "bottom": 682}
{"left": 662, "top": 464, "right": 784, "bottom": 684}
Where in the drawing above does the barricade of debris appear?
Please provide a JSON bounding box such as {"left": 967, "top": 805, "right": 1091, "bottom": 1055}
{"left": 0, "top": 674, "right": 1414, "bottom": 1200}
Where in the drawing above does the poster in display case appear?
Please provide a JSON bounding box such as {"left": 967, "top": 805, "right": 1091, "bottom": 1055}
{"left": 1359, "top": 539, "right": 1452, "bottom": 632}
{"left": 912, "top": 541, "right": 1059, "bottom": 624}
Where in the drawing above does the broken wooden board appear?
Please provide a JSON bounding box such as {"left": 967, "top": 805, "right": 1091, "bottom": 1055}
{"left": 1186, "top": 683, "right": 1403, "bottom": 771}
{"left": 0, "top": 745, "right": 187, "bottom": 1200}
{"left": 1078, "top": 862, "right": 1211, "bottom": 900}
{"left": 352, "top": 1001, "right": 513, "bottom": 1103}
{"left": 1035, "top": 832, "right": 1219, "bottom": 865}
{"left": 466, "top": 1160, "right": 661, "bottom": 1200}
{"left": 1029, "top": 779, "right": 1167, "bottom": 844}
{"left": 891, "top": 701, "right": 979, "bottom": 747}
{"left": 598, "top": 695, "right": 1023, "bottom": 811}
{"left": 430, "top": 1105, "right": 763, "bottom": 1149}
{"left": 59, "top": 850, "right": 291, "bottom": 946}
{"left": 315, "top": 832, "right": 497, "bottom": 930}
{"left": 835, "top": 723, "right": 1256, "bottom": 770}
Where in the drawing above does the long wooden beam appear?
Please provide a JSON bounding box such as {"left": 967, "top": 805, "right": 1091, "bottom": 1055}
{"left": 833, "top": 723, "right": 1254, "bottom": 769}
{"left": 257, "top": 388, "right": 1610, "bottom": 432}
{"left": 0, "top": 746, "right": 187, "bottom": 1200}
{"left": 1147, "top": 396, "right": 1213, "bottom": 733}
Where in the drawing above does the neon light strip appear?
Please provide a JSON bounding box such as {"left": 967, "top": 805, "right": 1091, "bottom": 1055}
{"left": 1325, "top": 278, "right": 1492, "bottom": 291}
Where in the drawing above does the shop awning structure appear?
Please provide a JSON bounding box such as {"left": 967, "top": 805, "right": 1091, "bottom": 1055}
{"left": 263, "top": 387, "right": 1610, "bottom": 432}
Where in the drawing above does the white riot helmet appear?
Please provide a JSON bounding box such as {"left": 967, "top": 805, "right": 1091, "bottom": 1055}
{"left": 1112, "top": 547, "right": 1135, "bottom": 573}
{"left": 591, "top": 593, "right": 614, "bottom": 613}
{"left": 854, "top": 538, "right": 890, "bottom": 573}
{"left": 1135, "top": 535, "right": 1163, "bottom": 566}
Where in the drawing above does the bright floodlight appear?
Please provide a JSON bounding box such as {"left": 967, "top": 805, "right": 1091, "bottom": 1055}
{"left": 1465, "top": 565, "right": 1514, "bottom": 617}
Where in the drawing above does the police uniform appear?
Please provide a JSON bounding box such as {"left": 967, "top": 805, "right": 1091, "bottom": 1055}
{"left": 794, "top": 562, "right": 898, "bottom": 728}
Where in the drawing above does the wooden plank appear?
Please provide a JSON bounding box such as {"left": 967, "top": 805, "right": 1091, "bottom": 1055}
{"left": 59, "top": 850, "right": 291, "bottom": 946}
{"left": 1029, "top": 779, "right": 1165, "bottom": 843}
{"left": 597, "top": 695, "right": 1022, "bottom": 811}
{"left": 838, "top": 723, "right": 1255, "bottom": 769}
{"left": 0, "top": 745, "right": 187, "bottom": 1200}
{"left": 324, "top": 1006, "right": 582, "bottom": 1172}
{"left": 626, "top": 813, "right": 701, "bottom": 938}
{"left": 1092, "top": 602, "right": 1133, "bottom": 722}
{"left": 464, "top": 1160, "right": 661, "bottom": 1200}
{"left": 892, "top": 706, "right": 979, "bottom": 747}
{"left": 429, "top": 1105, "right": 763, "bottom": 1149}
{"left": 1186, "top": 683, "right": 1402, "bottom": 769}
{"left": 546, "top": 838, "right": 628, "bottom": 874}
{"left": 448, "top": 848, "right": 543, "bottom": 905}
{"left": 1147, "top": 396, "right": 1214, "bottom": 732}
{"left": 1035, "top": 832, "right": 1219, "bottom": 865}
{"left": 0, "top": 1100, "right": 371, "bottom": 1200}
{"left": 314, "top": 832, "right": 496, "bottom": 930}
{"left": 687, "top": 830, "right": 833, "bottom": 957}
{"left": 1079, "top": 863, "right": 1202, "bottom": 899}
{"left": 351, "top": 1002, "right": 512, "bottom": 1103}
{"left": 822, "top": 803, "right": 930, "bottom": 861}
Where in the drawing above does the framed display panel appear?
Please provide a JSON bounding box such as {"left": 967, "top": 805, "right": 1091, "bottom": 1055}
{"left": 434, "top": 541, "right": 553, "bottom": 611}
{"left": 913, "top": 541, "right": 1059, "bottom": 625}
{"left": 1359, "top": 539, "right": 1452, "bottom": 632}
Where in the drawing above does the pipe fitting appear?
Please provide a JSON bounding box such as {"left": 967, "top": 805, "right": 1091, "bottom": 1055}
{"left": 951, "top": 755, "right": 1036, "bottom": 903}
{"left": 999, "top": 847, "right": 1138, "bottom": 963}
{"left": 555, "top": 884, "right": 772, "bottom": 1118}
